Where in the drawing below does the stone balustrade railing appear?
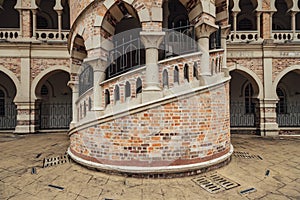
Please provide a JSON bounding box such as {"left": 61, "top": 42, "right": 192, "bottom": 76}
{"left": 36, "top": 29, "right": 69, "bottom": 41}
{"left": 0, "top": 29, "right": 20, "bottom": 40}
{"left": 209, "top": 49, "right": 224, "bottom": 75}
{"left": 272, "top": 31, "right": 300, "bottom": 42}
{"left": 227, "top": 31, "right": 260, "bottom": 42}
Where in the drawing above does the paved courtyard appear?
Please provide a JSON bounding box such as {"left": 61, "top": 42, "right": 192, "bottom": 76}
{"left": 0, "top": 133, "right": 299, "bottom": 200}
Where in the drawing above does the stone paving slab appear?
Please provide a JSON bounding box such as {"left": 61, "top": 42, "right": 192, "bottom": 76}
{"left": 0, "top": 133, "right": 299, "bottom": 200}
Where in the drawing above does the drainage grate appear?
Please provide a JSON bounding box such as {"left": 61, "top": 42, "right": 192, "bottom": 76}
{"left": 43, "top": 154, "right": 69, "bottom": 168}
{"left": 192, "top": 173, "right": 240, "bottom": 194}
{"left": 233, "top": 151, "right": 263, "bottom": 160}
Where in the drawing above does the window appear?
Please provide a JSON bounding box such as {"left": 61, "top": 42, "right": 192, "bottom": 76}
{"left": 136, "top": 78, "right": 142, "bottom": 94}
{"left": 276, "top": 88, "right": 287, "bottom": 114}
{"left": 88, "top": 97, "right": 92, "bottom": 111}
{"left": 193, "top": 62, "right": 198, "bottom": 79}
{"left": 79, "top": 64, "right": 94, "bottom": 96}
{"left": 105, "top": 89, "right": 110, "bottom": 106}
{"left": 114, "top": 85, "right": 120, "bottom": 102}
{"left": 184, "top": 64, "right": 189, "bottom": 82}
{"left": 125, "top": 82, "right": 131, "bottom": 99}
{"left": 244, "top": 83, "right": 254, "bottom": 114}
{"left": 0, "top": 90, "right": 5, "bottom": 116}
{"left": 174, "top": 66, "right": 179, "bottom": 84}
{"left": 84, "top": 101, "right": 87, "bottom": 117}
{"left": 163, "top": 69, "right": 169, "bottom": 88}
{"left": 41, "top": 85, "right": 49, "bottom": 96}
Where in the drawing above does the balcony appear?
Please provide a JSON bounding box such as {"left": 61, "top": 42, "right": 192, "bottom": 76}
{"left": 0, "top": 28, "right": 20, "bottom": 40}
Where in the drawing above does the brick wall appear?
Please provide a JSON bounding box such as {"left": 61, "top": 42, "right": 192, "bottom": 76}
{"left": 70, "top": 82, "right": 230, "bottom": 167}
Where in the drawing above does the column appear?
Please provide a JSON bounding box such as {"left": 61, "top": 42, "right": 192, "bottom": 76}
{"left": 140, "top": 31, "right": 165, "bottom": 102}
{"left": 32, "top": 9, "right": 37, "bottom": 39}
{"left": 68, "top": 81, "right": 79, "bottom": 128}
{"left": 291, "top": 11, "right": 296, "bottom": 40}
{"left": 269, "top": 12, "right": 274, "bottom": 39}
{"left": 256, "top": 12, "right": 261, "bottom": 39}
{"left": 232, "top": 12, "right": 238, "bottom": 39}
{"left": 195, "top": 21, "right": 218, "bottom": 76}
{"left": 54, "top": 0, "right": 63, "bottom": 40}
{"left": 221, "top": 25, "right": 231, "bottom": 77}
{"left": 163, "top": 0, "right": 169, "bottom": 29}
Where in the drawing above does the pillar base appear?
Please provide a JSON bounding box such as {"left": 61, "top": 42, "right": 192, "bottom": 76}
{"left": 14, "top": 125, "right": 38, "bottom": 134}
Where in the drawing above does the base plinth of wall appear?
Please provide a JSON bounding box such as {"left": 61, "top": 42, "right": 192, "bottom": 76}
{"left": 68, "top": 145, "right": 233, "bottom": 178}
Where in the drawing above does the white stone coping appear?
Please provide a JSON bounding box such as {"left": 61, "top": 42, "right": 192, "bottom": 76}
{"left": 67, "top": 145, "right": 233, "bottom": 174}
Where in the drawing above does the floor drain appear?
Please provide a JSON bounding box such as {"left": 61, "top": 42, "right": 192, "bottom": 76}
{"left": 192, "top": 173, "right": 240, "bottom": 194}
{"left": 233, "top": 151, "right": 263, "bottom": 160}
{"left": 43, "top": 154, "right": 69, "bottom": 168}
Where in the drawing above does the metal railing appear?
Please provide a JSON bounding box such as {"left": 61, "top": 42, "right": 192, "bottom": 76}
{"left": 230, "top": 101, "right": 256, "bottom": 127}
{"left": 161, "top": 24, "right": 197, "bottom": 59}
{"left": 0, "top": 103, "right": 17, "bottom": 130}
{"left": 106, "top": 37, "right": 145, "bottom": 79}
{"left": 40, "top": 103, "right": 72, "bottom": 129}
{"left": 277, "top": 102, "right": 300, "bottom": 127}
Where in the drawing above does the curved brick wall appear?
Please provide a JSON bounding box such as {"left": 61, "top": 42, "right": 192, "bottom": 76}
{"left": 68, "top": 81, "right": 232, "bottom": 175}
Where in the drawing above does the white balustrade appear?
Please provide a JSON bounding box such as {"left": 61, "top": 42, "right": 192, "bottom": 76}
{"left": 36, "top": 29, "right": 69, "bottom": 41}
{"left": 227, "top": 31, "right": 259, "bottom": 42}
{"left": 0, "top": 28, "right": 20, "bottom": 40}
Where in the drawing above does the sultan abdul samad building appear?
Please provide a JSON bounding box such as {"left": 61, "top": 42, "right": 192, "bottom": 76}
{"left": 0, "top": 0, "right": 299, "bottom": 175}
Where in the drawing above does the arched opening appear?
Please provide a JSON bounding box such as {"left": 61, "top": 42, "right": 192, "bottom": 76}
{"left": 0, "top": 0, "right": 19, "bottom": 28}
{"left": 273, "top": 0, "right": 291, "bottom": 30}
{"left": 174, "top": 66, "right": 179, "bottom": 84}
{"left": 104, "top": 1, "right": 145, "bottom": 79}
{"left": 62, "top": 0, "right": 70, "bottom": 30}
{"left": 161, "top": 0, "right": 197, "bottom": 59}
{"left": 125, "top": 81, "right": 131, "bottom": 99}
{"left": 136, "top": 78, "right": 142, "bottom": 94}
{"left": 209, "top": 26, "right": 221, "bottom": 50}
{"left": 114, "top": 85, "right": 120, "bottom": 103}
{"left": 35, "top": 70, "right": 72, "bottom": 130}
{"left": 193, "top": 62, "right": 198, "bottom": 80}
{"left": 105, "top": 89, "right": 110, "bottom": 106}
{"left": 36, "top": 0, "right": 58, "bottom": 29}
{"left": 184, "top": 64, "right": 189, "bottom": 82}
{"left": 276, "top": 70, "right": 300, "bottom": 127}
{"left": 230, "top": 70, "right": 259, "bottom": 128}
{"left": 237, "top": 0, "right": 257, "bottom": 30}
{"left": 163, "top": 69, "right": 169, "bottom": 88}
{"left": 0, "top": 72, "right": 17, "bottom": 130}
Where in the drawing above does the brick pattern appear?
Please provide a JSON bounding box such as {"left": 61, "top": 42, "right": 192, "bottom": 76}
{"left": 70, "top": 82, "right": 230, "bottom": 167}
{"left": 31, "top": 58, "right": 70, "bottom": 81}
{"left": 272, "top": 58, "right": 300, "bottom": 82}
{"left": 0, "top": 58, "right": 21, "bottom": 81}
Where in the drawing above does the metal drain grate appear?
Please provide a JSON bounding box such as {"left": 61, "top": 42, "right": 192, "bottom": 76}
{"left": 233, "top": 151, "right": 263, "bottom": 160}
{"left": 43, "top": 154, "right": 69, "bottom": 168}
{"left": 192, "top": 173, "right": 240, "bottom": 194}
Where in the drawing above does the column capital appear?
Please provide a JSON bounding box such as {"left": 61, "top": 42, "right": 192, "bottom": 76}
{"left": 220, "top": 25, "right": 231, "bottom": 38}
{"left": 195, "top": 20, "right": 219, "bottom": 39}
{"left": 54, "top": 0, "right": 63, "bottom": 11}
{"left": 68, "top": 81, "right": 79, "bottom": 91}
{"left": 140, "top": 31, "right": 165, "bottom": 49}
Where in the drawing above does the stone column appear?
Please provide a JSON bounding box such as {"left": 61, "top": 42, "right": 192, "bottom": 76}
{"left": 221, "top": 25, "right": 231, "bottom": 77}
{"left": 31, "top": 9, "right": 37, "bottom": 39}
{"left": 256, "top": 12, "right": 261, "bottom": 39}
{"left": 140, "top": 31, "right": 165, "bottom": 102}
{"left": 68, "top": 81, "right": 79, "bottom": 128}
{"left": 232, "top": 12, "right": 238, "bottom": 39}
{"left": 290, "top": 11, "right": 296, "bottom": 40}
{"left": 195, "top": 21, "right": 218, "bottom": 76}
{"left": 269, "top": 12, "right": 274, "bottom": 39}
{"left": 54, "top": 0, "right": 63, "bottom": 40}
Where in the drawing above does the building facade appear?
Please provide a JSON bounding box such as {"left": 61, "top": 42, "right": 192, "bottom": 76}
{"left": 0, "top": 0, "right": 299, "bottom": 175}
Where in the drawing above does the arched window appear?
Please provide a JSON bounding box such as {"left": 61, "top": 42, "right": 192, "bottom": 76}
{"left": 163, "top": 69, "right": 169, "bottom": 88}
{"left": 105, "top": 89, "right": 110, "bottom": 106}
{"left": 174, "top": 66, "right": 179, "bottom": 84}
{"left": 244, "top": 83, "right": 254, "bottom": 114}
{"left": 272, "top": 0, "right": 291, "bottom": 30}
{"left": 237, "top": 0, "right": 257, "bottom": 31}
{"left": 136, "top": 78, "right": 142, "bottom": 94}
{"left": 184, "top": 64, "right": 189, "bottom": 82}
{"left": 41, "top": 85, "right": 49, "bottom": 96}
{"left": 37, "top": 0, "right": 58, "bottom": 29}
{"left": 276, "top": 88, "right": 287, "bottom": 114}
{"left": 0, "top": 0, "right": 19, "bottom": 28}
{"left": 193, "top": 62, "right": 198, "bottom": 79}
{"left": 88, "top": 97, "right": 92, "bottom": 111}
{"left": 114, "top": 85, "right": 120, "bottom": 102}
{"left": 84, "top": 101, "right": 87, "bottom": 117}
{"left": 125, "top": 82, "right": 131, "bottom": 99}
{"left": 211, "top": 59, "right": 215, "bottom": 75}
{"left": 0, "top": 90, "right": 5, "bottom": 116}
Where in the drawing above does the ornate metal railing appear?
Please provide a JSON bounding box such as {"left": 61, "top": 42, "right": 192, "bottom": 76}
{"left": 161, "top": 24, "right": 197, "bottom": 59}
{"left": 230, "top": 101, "right": 255, "bottom": 127}
{"left": 0, "top": 28, "right": 20, "bottom": 40}
{"left": 0, "top": 103, "right": 17, "bottom": 130}
{"left": 36, "top": 29, "right": 69, "bottom": 41}
{"left": 40, "top": 103, "right": 72, "bottom": 129}
{"left": 277, "top": 102, "right": 300, "bottom": 127}
{"left": 106, "top": 37, "right": 145, "bottom": 79}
